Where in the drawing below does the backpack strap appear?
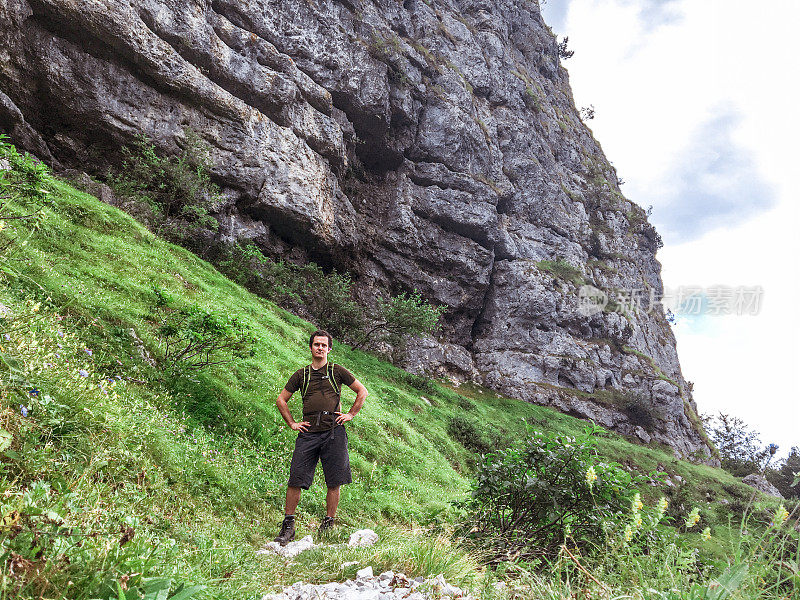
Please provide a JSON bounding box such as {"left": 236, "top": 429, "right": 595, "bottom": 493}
{"left": 301, "top": 365, "right": 311, "bottom": 399}
{"left": 301, "top": 363, "right": 341, "bottom": 399}
{"left": 328, "top": 362, "right": 340, "bottom": 395}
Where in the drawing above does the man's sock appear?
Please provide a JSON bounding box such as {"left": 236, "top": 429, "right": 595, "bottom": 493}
{"left": 284, "top": 514, "right": 295, "bottom": 521}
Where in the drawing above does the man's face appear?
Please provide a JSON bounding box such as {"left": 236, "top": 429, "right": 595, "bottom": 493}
{"left": 310, "top": 336, "right": 330, "bottom": 361}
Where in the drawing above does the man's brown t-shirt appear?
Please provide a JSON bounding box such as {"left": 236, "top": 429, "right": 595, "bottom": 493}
{"left": 284, "top": 363, "right": 356, "bottom": 431}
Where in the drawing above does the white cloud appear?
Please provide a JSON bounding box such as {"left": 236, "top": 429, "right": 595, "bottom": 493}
{"left": 542, "top": 0, "right": 800, "bottom": 452}
{"left": 647, "top": 108, "right": 777, "bottom": 244}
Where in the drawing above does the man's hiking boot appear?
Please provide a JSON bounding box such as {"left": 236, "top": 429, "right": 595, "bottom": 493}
{"left": 318, "top": 516, "right": 335, "bottom": 537}
{"left": 274, "top": 516, "right": 295, "bottom": 546}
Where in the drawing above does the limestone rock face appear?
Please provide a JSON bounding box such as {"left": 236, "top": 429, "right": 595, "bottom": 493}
{"left": 742, "top": 474, "right": 784, "bottom": 499}
{"left": 0, "top": 0, "right": 713, "bottom": 459}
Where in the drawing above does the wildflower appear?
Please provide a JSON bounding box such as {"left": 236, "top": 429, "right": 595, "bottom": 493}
{"left": 701, "top": 527, "right": 711, "bottom": 541}
{"left": 772, "top": 504, "right": 790, "bottom": 527}
{"left": 0, "top": 220, "right": 6, "bottom": 231}
{"left": 633, "top": 512, "right": 643, "bottom": 529}
{"left": 20, "top": 405, "right": 28, "bottom": 417}
{"left": 84, "top": 348, "right": 93, "bottom": 356}
{"left": 57, "top": 331, "right": 65, "bottom": 338}
{"left": 656, "top": 497, "right": 669, "bottom": 520}
{"left": 624, "top": 524, "right": 633, "bottom": 543}
{"left": 3, "top": 333, "right": 9, "bottom": 341}
{"left": 78, "top": 369, "right": 89, "bottom": 378}
{"left": 28, "top": 388, "right": 40, "bottom": 396}
{"left": 685, "top": 507, "right": 701, "bottom": 528}
{"left": 632, "top": 493, "right": 643, "bottom": 512}
{"left": 585, "top": 465, "right": 597, "bottom": 487}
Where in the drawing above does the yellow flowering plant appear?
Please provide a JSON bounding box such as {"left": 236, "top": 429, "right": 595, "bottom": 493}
{"left": 457, "top": 424, "right": 650, "bottom": 561}
{"left": 685, "top": 507, "right": 701, "bottom": 529}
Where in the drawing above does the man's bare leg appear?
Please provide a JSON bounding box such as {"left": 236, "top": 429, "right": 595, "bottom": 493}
{"left": 285, "top": 486, "right": 302, "bottom": 515}
{"left": 325, "top": 486, "right": 340, "bottom": 518}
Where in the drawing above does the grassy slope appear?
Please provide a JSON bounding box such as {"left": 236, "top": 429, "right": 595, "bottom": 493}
{"left": 0, "top": 177, "right": 771, "bottom": 598}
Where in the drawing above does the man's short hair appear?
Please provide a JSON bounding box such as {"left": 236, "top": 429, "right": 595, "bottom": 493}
{"left": 309, "top": 330, "right": 333, "bottom": 348}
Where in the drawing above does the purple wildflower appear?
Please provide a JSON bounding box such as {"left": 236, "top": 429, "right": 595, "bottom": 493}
{"left": 29, "top": 388, "right": 39, "bottom": 397}
{"left": 78, "top": 369, "right": 89, "bottom": 378}
{"left": 20, "top": 405, "right": 28, "bottom": 417}
{"left": 3, "top": 333, "right": 9, "bottom": 341}
{"left": 84, "top": 348, "right": 92, "bottom": 356}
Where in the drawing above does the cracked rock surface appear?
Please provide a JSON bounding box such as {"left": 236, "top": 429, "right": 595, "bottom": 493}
{"left": 0, "top": 0, "right": 712, "bottom": 459}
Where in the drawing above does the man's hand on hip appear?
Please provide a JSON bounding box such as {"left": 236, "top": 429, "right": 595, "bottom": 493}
{"left": 335, "top": 412, "right": 353, "bottom": 424}
{"left": 290, "top": 421, "right": 310, "bottom": 432}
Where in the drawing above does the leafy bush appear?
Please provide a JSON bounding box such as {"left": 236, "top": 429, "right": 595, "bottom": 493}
{"left": 0, "top": 135, "right": 52, "bottom": 268}
{"left": 457, "top": 426, "right": 640, "bottom": 561}
{"left": 215, "top": 242, "right": 367, "bottom": 341}
{"left": 215, "top": 241, "right": 306, "bottom": 307}
{"left": 300, "top": 265, "right": 366, "bottom": 341}
{"left": 353, "top": 290, "right": 445, "bottom": 350}
{"left": 150, "top": 287, "right": 256, "bottom": 372}
{"left": 215, "top": 242, "right": 443, "bottom": 350}
{"left": 106, "top": 130, "right": 221, "bottom": 232}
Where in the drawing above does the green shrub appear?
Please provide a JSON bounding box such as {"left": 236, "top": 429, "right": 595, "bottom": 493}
{"left": 0, "top": 134, "right": 52, "bottom": 267}
{"left": 299, "top": 264, "right": 366, "bottom": 342}
{"left": 457, "top": 426, "right": 640, "bottom": 561}
{"left": 214, "top": 241, "right": 305, "bottom": 308}
{"left": 353, "top": 290, "right": 445, "bottom": 350}
{"left": 150, "top": 286, "right": 256, "bottom": 372}
{"left": 106, "top": 129, "right": 221, "bottom": 226}
{"left": 215, "top": 242, "right": 443, "bottom": 350}
{"left": 215, "top": 242, "right": 367, "bottom": 342}
{"left": 537, "top": 259, "right": 584, "bottom": 286}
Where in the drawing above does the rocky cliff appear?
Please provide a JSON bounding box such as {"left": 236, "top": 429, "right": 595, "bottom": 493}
{"left": 0, "top": 0, "right": 713, "bottom": 459}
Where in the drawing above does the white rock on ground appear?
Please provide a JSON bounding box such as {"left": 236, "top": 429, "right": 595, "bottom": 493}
{"left": 264, "top": 570, "right": 472, "bottom": 600}
{"left": 356, "top": 566, "right": 373, "bottom": 579}
{"left": 348, "top": 529, "right": 379, "bottom": 548}
{"left": 256, "top": 535, "right": 318, "bottom": 558}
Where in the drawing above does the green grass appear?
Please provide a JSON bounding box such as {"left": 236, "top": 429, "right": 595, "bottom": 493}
{"left": 1, "top": 165, "right": 795, "bottom": 598}
{"left": 536, "top": 258, "right": 585, "bottom": 287}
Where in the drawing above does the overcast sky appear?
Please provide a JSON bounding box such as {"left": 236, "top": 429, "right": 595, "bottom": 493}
{"left": 540, "top": 0, "right": 800, "bottom": 455}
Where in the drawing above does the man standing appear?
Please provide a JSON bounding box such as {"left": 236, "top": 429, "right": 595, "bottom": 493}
{"left": 274, "top": 330, "right": 368, "bottom": 545}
